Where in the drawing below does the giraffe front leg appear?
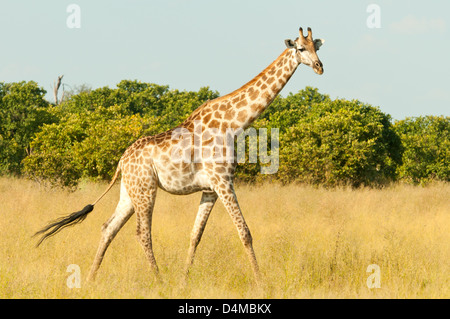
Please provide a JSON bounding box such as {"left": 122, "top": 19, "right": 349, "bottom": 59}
{"left": 184, "top": 191, "right": 218, "bottom": 278}
{"left": 215, "top": 183, "right": 261, "bottom": 284}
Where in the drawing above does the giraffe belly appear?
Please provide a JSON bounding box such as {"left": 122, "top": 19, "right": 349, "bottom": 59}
{"left": 153, "top": 162, "right": 212, "bottom": 195}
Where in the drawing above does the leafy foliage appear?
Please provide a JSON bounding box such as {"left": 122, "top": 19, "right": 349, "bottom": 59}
{"left": 276, "top": 99, "right": 402, "bottom": 187}
{"left": 1, "top": 80, "right": 447, "bottom": 187}
{"left": 0, "top": 81, "right": 54, "bottom": 174}
{"left": 394, "top": 116, "right": 450, "bottom": 184}
{"left": 22, "top": 81, "right": 219, "bottom": 187}
{"left": 236, "top": 90, "right": 403, "bottom": 187}
{"left": 22, "top": 106, "right": 153, "bottom": 188}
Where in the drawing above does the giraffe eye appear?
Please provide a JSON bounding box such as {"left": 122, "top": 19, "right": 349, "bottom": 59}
{"left": 299, "top": 47, "right": 305, "bottom": 52}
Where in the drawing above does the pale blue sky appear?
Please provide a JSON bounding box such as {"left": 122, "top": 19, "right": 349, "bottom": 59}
{"left": 0, "top": 0, "right": 449, "bottom": 120}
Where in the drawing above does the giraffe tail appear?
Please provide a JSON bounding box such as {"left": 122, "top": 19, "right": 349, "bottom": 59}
{"left": 33, "top": 163, "right": 122, "bottom": 247}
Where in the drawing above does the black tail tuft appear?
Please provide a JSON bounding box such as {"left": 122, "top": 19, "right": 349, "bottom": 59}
{"left": 34, "top": 204, "right": 94, "bottom": 247}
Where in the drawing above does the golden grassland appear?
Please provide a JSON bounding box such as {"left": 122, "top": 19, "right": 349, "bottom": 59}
{"left": 0, "top": 177, "right": 448, "bottom": 298}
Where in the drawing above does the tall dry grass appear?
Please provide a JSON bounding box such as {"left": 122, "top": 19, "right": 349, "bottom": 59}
{"left": 0, "top": 177, "right": 448, "bottom": 298}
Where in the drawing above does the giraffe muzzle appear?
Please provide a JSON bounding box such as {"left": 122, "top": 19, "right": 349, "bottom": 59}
{"left": 313, "top": 61, "right": 324, "bottom": 75}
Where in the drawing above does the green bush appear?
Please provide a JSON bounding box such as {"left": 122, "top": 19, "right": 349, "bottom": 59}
{"left": 22, "top": 82, "right": 219, "bottom": 187}
{"left": 2, "top": 79, "right": 446, "bottom": 189}
{"left": 274, "top": 97, "right": 402, "bottom": 187}
{"left": 235, "top": 87, "right": 332, "bottom": 181}
{"left": 394, "top": 116, "right": 450, "bottom": 184}
{"left": 0, "top": 81, "right": 54, "bottom": 175}
{"left": 23, "top": 104, "right": 156, "bottom": 188}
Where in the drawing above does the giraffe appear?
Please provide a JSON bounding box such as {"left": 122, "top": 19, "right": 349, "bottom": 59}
{"left": 34, "top": 27, "right": 325, "bottom": 283}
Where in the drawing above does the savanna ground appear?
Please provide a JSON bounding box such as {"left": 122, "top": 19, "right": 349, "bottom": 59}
{"left": 0, "top": 177, "right": 448, "bottom": 298}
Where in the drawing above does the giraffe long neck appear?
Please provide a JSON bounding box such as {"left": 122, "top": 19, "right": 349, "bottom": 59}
{"left": 184, "top": 48, "right": 300, "bottom": 132}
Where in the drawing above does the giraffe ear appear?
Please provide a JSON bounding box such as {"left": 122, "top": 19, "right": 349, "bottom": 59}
{"left": 285, "top": 39, "right": 297, "bottom": 49}
{"left": 314, "top": 39, "right": 325, "bottom": 51}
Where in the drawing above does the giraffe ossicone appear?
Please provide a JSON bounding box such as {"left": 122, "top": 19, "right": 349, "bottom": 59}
{"left": 34, "top": 27, "right": 325, "bottom": 283}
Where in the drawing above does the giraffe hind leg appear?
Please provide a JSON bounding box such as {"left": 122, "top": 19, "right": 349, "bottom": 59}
{"left": 133, "top": 176, "right": 160, "bottom": 277}
{"left": 184, "top": 191, "right": 218, "bottom": 278}
{"left": 88, "top": 181, "right": 134, "bottom": 281}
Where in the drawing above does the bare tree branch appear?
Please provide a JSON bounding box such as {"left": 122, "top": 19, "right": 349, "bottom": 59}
{"left": 53, "top": 75, "right": 64, "bottom": 105}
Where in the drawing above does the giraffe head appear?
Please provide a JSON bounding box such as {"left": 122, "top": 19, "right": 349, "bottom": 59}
{"left": 285, "top": 27, "right": 325, "bottom": 75}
